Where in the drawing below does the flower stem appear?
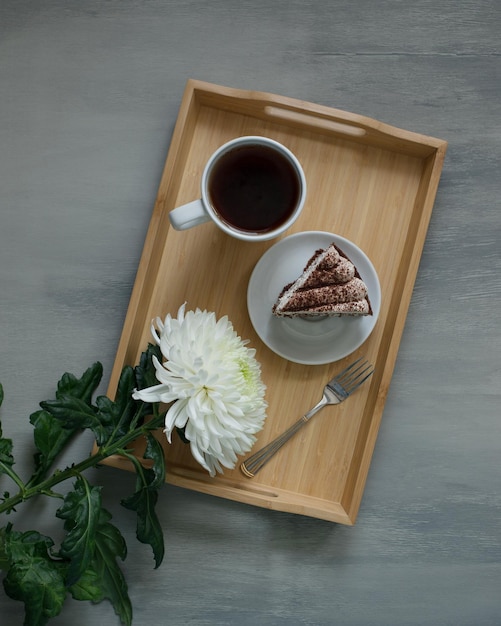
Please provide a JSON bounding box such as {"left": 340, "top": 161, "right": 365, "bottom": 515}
{"left": 0, "top": 412, "right": 165, "bottom": 516}
{"left": 0, "top": 464, "right": 26, "bottom": 495}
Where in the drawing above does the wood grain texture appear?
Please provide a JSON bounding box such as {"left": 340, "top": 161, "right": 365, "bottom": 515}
{"left": 0, "top": 0, "right": 500, "bottom": 624}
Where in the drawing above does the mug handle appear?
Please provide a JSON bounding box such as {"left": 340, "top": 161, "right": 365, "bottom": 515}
{"left": 169, "top": 199, "right": 210, "bottom": 230}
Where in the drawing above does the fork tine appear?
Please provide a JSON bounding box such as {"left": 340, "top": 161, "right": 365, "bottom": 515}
{"left": 335, "top": 359, "right": 374, "bottom": 393}
{"left": 347, "top": 366, "right": 374, "bottom": 394}
{"left": 335, "top": 357, "right": 363, "bottom": 380}
{"left": 341, "top": 360, "right": 374, "bottom": 394}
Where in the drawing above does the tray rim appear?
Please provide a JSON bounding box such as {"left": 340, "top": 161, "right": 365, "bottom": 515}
{"left": 96, "top": 79, "right": 447, "bottom": 525}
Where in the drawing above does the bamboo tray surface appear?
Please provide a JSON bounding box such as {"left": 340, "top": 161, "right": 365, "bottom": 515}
{"left": 102, "top": 80, "right": 447, "bottom": 525}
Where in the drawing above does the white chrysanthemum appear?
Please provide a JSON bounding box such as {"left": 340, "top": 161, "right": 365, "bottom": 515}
{"left": 132, "top": 304, "right": 267, "bottom": 476}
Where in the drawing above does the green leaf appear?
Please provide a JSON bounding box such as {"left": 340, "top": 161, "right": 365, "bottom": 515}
{"left": 56, "top": 477, "right": 102, "bottom": 586}
{"left": 122, "top": 487, "right": 162, "bottom": 568}
{"left": 29, "top": 410, "right": 77, "bottom": 483}
{"left": 2, "top": 527, "right": 67, "bottom": 625}
{"left": 144, "top": 433, "right": 166, "bottom": 490}
{"left": 26, "top": 363, "right": 103, "bottom": 483}
{"left": 0, "top": 423, "right": 15, "bottom": 478}
{"left": 40, "top": 395, "right": 105, "bottom": 441}
{"left": 121, "top": 435, "right": 165, "bottom": 568}
{"left": 56, "top": 362, "right": 103, "bottom": 404}
{"left": 92, "top": 508, "right": 132, "bottom": 626}
{"left": 94, "top": 365, "right": 144, "bottom": 443}
{"left": 134, "top": 343, "right": 162, "bottom": 392}
{"left": 0, "top": 418, "right": 24, "bottom": 506}
{"left": 0, "top": 526, "right": 9, "bottom": 571}
{"left": 38, "top": 362, "right": 111, "bottom": 445}
{"left": 68, "top": 564, "right": 105, "bottom": 603}
{"left": 41, "top": 363, "right": 147, "bottom": 448}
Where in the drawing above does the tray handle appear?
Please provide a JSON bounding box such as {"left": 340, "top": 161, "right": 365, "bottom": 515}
{"left": 257, "top": 99, "right": 445, "bottom": 155}
{"left": 263, "top": 104, "right": 367, "bottom": 138}
{"left": 191, "top": 81, "right": 446, "bottom": 155}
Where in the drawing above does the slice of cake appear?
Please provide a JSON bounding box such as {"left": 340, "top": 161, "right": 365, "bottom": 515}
{"left": 272, "top": 242, "right": 372, "bottom": 318}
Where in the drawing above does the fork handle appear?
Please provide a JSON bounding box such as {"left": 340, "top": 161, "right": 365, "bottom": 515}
{"left": 240, "top": 399, "right": 326, "bottom": 477}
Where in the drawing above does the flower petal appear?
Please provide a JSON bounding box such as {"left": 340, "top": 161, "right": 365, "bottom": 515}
{"left": 164, "top": 399, "right": 189, "bottom": 440}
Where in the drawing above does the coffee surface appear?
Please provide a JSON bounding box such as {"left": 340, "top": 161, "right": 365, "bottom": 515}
{"left": 208, "top": 144, "right": 300, "bottom": 233}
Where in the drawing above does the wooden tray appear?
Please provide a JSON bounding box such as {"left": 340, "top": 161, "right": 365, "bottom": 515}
{"left": 100, "top": 79, "right": 447, "bottom": 525}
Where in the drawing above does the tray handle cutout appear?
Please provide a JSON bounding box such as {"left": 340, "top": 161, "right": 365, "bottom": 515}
{"left": 264, "top": 105, "right": 366, "bottom": 137}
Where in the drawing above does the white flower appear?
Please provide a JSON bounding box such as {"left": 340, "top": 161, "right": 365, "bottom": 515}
{"left": 132, "top": 304, "right": 267, "bottom": 476}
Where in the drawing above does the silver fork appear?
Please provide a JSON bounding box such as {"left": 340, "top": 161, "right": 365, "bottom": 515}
{"left": 240, "top": 357, "right": 374, "bottom": 478}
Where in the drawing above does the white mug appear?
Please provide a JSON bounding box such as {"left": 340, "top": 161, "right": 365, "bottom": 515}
{"left": 169, "top": 136, "right": 307, "bottom": 242}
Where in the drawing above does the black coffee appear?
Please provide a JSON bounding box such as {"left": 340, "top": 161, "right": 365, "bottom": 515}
{"left": 208, "top": 144, "right": 301, "bottom": 233}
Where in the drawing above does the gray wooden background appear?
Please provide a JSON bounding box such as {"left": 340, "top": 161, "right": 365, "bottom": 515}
{"left": 1, "top": 1, "right": 500, "bottom": 624}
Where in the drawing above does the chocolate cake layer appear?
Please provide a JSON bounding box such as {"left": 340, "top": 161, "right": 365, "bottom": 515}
{"left": 272, "top": 242, "right": 372, "bottom": 318}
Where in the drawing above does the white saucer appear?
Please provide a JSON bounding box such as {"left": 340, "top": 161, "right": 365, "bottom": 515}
{"left": 247, "top": 231, "right": 381, "bottom": 365}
